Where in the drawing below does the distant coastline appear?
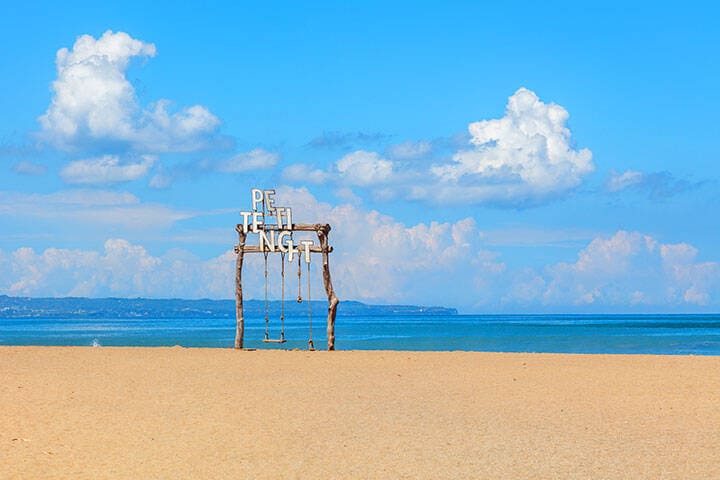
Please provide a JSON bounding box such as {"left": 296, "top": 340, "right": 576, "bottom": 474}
{"left": 0, "top": 295, "right": 457, "bottom": 319}
{"left": 2, "top": 296, "right": 720, "bottom": 354}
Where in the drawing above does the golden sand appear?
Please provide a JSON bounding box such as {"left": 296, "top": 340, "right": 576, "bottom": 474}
{"left": 2, "top": 347, "right": 719, "bottom": 479}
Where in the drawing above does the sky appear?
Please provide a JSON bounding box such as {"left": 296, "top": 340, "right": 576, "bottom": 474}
{"left": 0, "top": 1, "right": 719, "bottom": 312}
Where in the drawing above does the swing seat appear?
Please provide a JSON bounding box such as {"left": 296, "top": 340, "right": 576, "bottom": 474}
{"left": 263, "top": 338, "right": 287, "bottom": 343}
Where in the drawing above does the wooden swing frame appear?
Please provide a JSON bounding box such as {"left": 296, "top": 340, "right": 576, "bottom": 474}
{"left": 233, "top": 223, "right": 339, "bottom": 350}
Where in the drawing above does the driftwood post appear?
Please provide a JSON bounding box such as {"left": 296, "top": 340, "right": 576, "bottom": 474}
{"left": 234, "top": 227, "right": 247, "bottom": 349}
{"left": 317, "top": 224, "right": 339, "bottom": 350}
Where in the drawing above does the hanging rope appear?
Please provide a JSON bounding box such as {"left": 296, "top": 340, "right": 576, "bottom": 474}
{"left": 307, "top": 259, "right": 314, "bottom": 351}
{"left": 263, "top": 250, "right": 269, "bottom": 341}
{"left": 296, "top": 254, "right": 302, "bottom": 303}
{"left": 280, "top": 251, "right": 286, "bottom": 342}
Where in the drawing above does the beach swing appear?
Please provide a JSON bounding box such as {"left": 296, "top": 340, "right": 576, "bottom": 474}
{"left": 262, "top": 250, "right": 286, "bottom": 343}
{"left": 233, "top": 189, "right": 339, "bottom": 350}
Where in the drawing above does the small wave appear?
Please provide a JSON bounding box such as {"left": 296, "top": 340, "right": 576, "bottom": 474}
{"left": 91, "top": 338, "right": 101, "bottom": 347}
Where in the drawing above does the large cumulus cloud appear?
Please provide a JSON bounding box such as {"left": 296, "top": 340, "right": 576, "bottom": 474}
{"left": 39, "top": 30, "right": 220, "bottom": 153}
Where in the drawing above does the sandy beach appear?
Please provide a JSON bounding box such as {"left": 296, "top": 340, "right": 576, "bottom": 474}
{"left": 2, "top": 347, "right": 719, "bottom": 479}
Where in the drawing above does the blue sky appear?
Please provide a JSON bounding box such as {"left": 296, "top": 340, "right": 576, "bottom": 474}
{"left": 0, "top": 1, "right": 718, "bottom": 311}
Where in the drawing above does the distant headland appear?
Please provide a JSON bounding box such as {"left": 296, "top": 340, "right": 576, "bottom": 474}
{"left": 0, "top": 295, "right": 457, "bottom": 319}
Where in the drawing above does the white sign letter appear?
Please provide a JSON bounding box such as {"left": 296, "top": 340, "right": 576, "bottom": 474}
{"left": 277, "top": 231, "right": 292, "bottom": 252}
{"left": 300, "top": 240, "right": 314, "bottom": 264}
{"left": 251, "top": 188, "right": 263, "bottom": 211}
{"left": 239, "top": 211, "right": 252, "bottom": 233}
{"left": 273, "top": 207, "right": 284, "bottom": 227}
{"left": 264, "top": 189, "right": 276, "bottom": 215}
{"left": 259, "top": 230, "right": 276, "bottom": 252}
{"left": 251, "top": 212, "right": 264, "bottom": 233}
{"left": 286, "top": 207, "right": 293, "bottom": 230}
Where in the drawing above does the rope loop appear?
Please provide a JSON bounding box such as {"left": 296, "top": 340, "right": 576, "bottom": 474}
{"left": 296, "top": 254, "right": 303, "bottom": 303}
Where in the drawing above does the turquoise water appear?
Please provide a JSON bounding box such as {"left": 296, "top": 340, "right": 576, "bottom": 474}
{"left": 2, "top": 314, "right": 720, "bottom": 354}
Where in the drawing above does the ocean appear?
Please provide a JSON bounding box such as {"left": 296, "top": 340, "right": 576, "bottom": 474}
{"left": 2, "top": 313, "right": 720, "bottom": 355}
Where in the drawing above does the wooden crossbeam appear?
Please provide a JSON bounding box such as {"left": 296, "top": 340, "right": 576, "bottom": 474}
{"left": 235, "top": 223, "right": 331, "bottom": 233}
{"left": 234, "top": 245, "right": 333, "bottom": 254}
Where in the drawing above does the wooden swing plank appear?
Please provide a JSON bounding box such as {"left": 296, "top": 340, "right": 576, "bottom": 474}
{"left": 262, "top": 339, "right": 287, "bottom": 343}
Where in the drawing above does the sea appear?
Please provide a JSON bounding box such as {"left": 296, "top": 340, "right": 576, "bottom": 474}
{"left": 2, "top": 313, "right": 720, "bottom": 355}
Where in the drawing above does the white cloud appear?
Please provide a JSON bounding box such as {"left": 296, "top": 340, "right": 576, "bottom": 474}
{"left": 515, "top": 231, "right": 720, "bottom": 308}
{"left": 38, "top": 30, "right": 220, "bottom": 153}
{"left": 282, "top": 163, "right": 332, "bottom": 184}
{"left": 60, "top": 154, "right": 156, "bottom": 185}
{"left": 217, "top": 148, "right": 279, "bottom": 173}
{"left": 12, "top": 161, "right": 47, "bottom": 176}
{"left": 333, "top": 187, "right": 363, "bottom": 205}
{"left": 148, "top": 148, "right": 281, "bottom": 188}
{"left": 335, "top": 150, "right": 396, "bottom": 186}
{"left": 606, "top": 170, "right": 699, "bottom": 198}
{"left": 284, "top": 152, "right": 404, "bottom": 190}
{"left": 479, "top": 227, "right": 598, "bottom": 247}
{"left": 147, "top": 169, "right": 173, "bottom": 189}
{"left": 424, "top": 88, "right": 594, "bottom": 204}
{"left": 0, "top": 189, "right": 196, "bottom": 229}
{"left": 387, "top": 140, "right": 432, "bottom": 159}
{"left": 608, "top": 170, "right": 644, "bottom": 192}
{"left": 0, "top": 239, "right": 235, "bottom": 298}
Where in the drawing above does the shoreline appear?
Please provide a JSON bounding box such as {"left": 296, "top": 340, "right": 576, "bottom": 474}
{"left": 3, "top": 344, "right": 720, "bottom": 356}
{"left": 3, "top": 346, "right": 720, "bottom": 478}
